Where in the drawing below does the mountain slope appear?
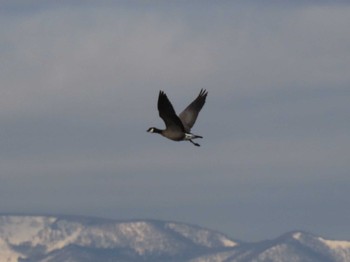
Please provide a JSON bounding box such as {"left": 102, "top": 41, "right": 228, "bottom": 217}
{"left": 0, "top": 215, "right": 236, "bottom": 262}
{"left": 0, "top": 215, "right": 349, "bottom": 262}
{"left": 191, "top": 231, "right": 350, "bottom": 262}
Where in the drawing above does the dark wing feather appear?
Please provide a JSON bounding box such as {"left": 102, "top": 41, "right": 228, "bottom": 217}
{"left": 158, "top": 91, "right": 185, "bottom": 132}
{"left": 179, "top": 89, "right": 208, "bottom": 131}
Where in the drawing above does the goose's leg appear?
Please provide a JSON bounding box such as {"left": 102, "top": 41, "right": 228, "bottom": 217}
{"left": 189, "top": 139, "right": 200, "bottom": 147}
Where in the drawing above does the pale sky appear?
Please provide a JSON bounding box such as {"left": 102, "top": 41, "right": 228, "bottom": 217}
{"left": 1, "top": 0, "right": 350, "bottom": 241}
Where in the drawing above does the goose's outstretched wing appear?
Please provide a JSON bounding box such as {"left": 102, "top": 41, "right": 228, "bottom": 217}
{"left": 158, "top": 91, "right": 185, "bottom": 132}
{"left": 179, "top": 89, "right": 208, "bottom": 131}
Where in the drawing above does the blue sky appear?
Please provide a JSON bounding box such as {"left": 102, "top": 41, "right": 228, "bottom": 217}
{"left": 1, "top": 1, "right": 350, "bottom": 241}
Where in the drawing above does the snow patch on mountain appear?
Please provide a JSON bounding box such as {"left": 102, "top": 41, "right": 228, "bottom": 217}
{"left": 0, "top": 216, "right": 55, "bottom": 245}
{"left": 166, "top": 222, "right": 237, "bottom": 248}
{"left": 0, "top": 238, "right": 24, "bottom": 262}
{"left": 319, "top": 237, "right": 350, "bottom": 249}
{"left": 292, "top": 232, "right": 303, "bottom": 240}
{"left": 317, "top": 237, "right": 350, "bottom": 262}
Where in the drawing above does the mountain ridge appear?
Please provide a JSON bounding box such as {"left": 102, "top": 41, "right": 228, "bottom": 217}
{"left": 0, "top": 214, "right": 349, "bottom": 262}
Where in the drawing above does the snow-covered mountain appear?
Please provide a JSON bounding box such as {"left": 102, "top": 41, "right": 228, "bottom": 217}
{"left": 0, "top": 215, "right": 236, "bottom": 262}
{"left": 192, "top": 231, "right": 350, "bottom": 262}
{"left": 0, "top": 215, "right": 349, "bottom": 262}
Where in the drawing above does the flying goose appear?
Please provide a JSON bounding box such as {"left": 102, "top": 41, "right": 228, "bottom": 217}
{"left": 147, "top": 89, "right": 208, "bottom": 146}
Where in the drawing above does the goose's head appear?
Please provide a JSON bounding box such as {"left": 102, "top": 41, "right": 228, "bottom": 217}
{"left": 147, "top": 127, "right": 162, "bottom": 134}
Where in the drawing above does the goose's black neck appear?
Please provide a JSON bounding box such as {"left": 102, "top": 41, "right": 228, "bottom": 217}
{"left": 152, "top": 128, "right": 163, "bottom": 134}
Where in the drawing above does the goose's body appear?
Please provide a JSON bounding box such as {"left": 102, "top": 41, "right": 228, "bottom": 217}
{"left": 147, "top": 89, "right": 208, "bottom": 146}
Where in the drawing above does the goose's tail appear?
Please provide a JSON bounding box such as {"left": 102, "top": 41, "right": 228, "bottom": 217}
{"left": 185, "top": 133, "right": 203, "bottom": 140}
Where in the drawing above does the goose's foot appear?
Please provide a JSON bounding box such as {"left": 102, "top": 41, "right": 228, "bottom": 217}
{"left": 189, "top": 139, "right": 200, "bottom": 147}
